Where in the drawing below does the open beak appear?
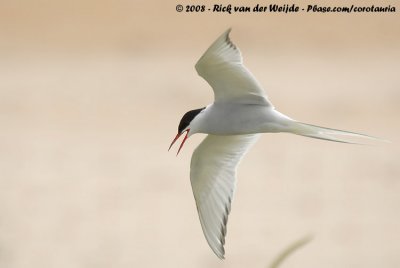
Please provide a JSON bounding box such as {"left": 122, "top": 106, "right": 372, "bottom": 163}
{"left": 168, "top": 129, "right": 190, "bottom": 155}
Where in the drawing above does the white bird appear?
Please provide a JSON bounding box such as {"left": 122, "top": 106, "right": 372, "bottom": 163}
{"left": 169, "top": 28, "right": 378, "bottom": 259}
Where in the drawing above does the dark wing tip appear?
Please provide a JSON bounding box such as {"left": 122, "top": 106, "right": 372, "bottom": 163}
{"left": 216, "top": 246, "right": 226, "bottom": 260}
{"left": 223, "top": 28, "right": 237, "bottom": 50}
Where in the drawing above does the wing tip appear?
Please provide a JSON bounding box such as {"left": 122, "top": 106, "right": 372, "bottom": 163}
{"left": 194, "top": 27, "right": 241, "bottom": 75}
{"left": 223, "top": 27, "right": 236, "bottom": 49}
{"left": 214, "top": 246, "right": 226, "bottom": 260}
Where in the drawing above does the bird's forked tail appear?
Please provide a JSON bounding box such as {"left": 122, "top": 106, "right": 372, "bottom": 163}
{"left": 288, "top": 121, "right": 385, "bottom": 145}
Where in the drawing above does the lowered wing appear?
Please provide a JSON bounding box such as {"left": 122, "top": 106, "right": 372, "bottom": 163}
{"left": 190, "top": 134, "right": 260, "bottom": 258}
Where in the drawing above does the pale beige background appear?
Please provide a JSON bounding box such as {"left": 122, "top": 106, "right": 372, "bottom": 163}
{"left": 0, "top": 0, "right": 399, "bottom": 267}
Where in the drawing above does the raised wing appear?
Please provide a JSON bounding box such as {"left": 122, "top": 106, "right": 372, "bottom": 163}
{"left": 195, "top": 28, "right": 273, "bottom": 106}
{"left": 190, "top": 134, "right": 260, "bottom": 259}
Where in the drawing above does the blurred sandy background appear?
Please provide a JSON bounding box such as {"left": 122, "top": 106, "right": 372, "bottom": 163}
{"left": 0, "top": 0, "right": 399, "bottom": 267}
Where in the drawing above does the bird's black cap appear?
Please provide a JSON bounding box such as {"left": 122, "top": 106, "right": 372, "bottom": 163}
{"left": 178, "top": 107, "right": 205, "bottom": 133}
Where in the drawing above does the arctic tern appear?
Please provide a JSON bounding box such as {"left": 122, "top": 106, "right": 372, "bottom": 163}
{"left": 169, "top": 28, "right": 378, "bottom": 259}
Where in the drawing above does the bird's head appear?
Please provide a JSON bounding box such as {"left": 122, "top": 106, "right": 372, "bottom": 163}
{"left": 169, "top": 107, "right": 205, "bottom": 155}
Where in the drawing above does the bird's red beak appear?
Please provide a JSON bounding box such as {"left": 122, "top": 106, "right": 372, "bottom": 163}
{"left": 168, "top": 129, "right": 190, "bottom": 155}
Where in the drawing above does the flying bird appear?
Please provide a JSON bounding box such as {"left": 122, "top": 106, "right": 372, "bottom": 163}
{"left": 169, "top": 28, "right": 378, "bottom": 259}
